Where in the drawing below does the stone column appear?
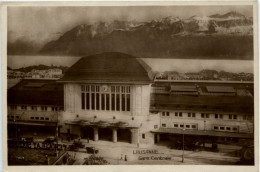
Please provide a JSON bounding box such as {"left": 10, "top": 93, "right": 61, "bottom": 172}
{"left": 112, "top": 128, "right": 117, "bottom": 143}
{"left": 93, "top": 127, "right": 99, "bottom": 141}
{"left": 130, "top": 128, "right": 139, "bottom": 144}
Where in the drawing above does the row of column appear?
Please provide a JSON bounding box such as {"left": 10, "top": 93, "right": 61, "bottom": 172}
{"left": 92, "top": 127, "right": 138, "bottom": 144}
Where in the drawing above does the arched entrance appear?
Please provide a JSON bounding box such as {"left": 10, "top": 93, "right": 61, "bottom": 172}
{"left": 98, "top": 127, "right": 113, "bottom": 141}
{"left": 81, "top": 126, "right": 94, "bottom": 140}
{"left": 117, "top": 128, "right": 131, "bottom": 143}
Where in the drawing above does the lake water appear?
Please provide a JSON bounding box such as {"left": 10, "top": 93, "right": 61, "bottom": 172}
{"left": 8, "top": 55, "right": 254, "bottom": 73}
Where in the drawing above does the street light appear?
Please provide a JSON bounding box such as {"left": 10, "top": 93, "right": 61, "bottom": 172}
{"left": 182, "top": 125, "right": 185, "bottom": 163}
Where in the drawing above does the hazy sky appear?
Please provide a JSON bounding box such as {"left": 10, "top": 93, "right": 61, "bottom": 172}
{"left": 8, "top": 5, "right": 253, "bottom": 36}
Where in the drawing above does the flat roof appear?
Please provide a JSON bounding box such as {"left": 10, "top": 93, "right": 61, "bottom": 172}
{"left": 8, "top": 79, "right": 64, "bottom": 106}
{"left": 151, "top": 94, "right": 253, "bottom": 114}
{"left": 171, "top": 85, "right": 197, "bottom": 92}
{"left": 206, "top": 86, "right": 235, "bottom": 93}
{"left": 8, "top": 120, "right": 57, "bottom": 126}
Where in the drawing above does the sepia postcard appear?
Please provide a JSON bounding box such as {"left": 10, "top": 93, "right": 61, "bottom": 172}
{"left": 0, "top": 1, "right": 259, "bottom": 172}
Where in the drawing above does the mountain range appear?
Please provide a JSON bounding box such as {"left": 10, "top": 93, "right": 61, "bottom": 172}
{"left": 8, "top": 11, "right": 253, "bottom": 59}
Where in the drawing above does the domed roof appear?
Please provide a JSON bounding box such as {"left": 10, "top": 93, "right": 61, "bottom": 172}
{"left": 59, "top": 52, "right": 154, "bottom": 84}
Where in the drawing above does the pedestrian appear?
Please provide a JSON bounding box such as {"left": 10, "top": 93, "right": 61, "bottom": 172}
{"left": 124, "top": 155, "right": 127, "bottom": 161}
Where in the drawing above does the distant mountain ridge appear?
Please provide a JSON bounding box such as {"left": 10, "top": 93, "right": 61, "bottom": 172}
{"left": 8, "top": 11, "right": 253, "bottom": 59}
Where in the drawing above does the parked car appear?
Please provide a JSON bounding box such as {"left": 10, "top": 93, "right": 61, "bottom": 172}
{"left": 68, "top": 140, "right": 85, "bottom": 151}
{"left": 73, "top": 140, "right": 85, "bottom": 148}
{"left": 25, "top": 137, "right": 34, "bottom": 142}
{"left": 86, "top": 147, "right": 99, "bottom": 154}
{"left": 67, "top": 134, "right": 79, "bottom": 142}
{"left": 43, "top": 136, "right": 57, "bottom": 144}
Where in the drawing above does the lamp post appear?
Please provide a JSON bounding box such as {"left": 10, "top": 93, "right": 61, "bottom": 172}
{"left": 13, "top": 118, "right": 18, "bottom": 141}
{"left": 182, "top": 126, "right": 185, "bottom": 163}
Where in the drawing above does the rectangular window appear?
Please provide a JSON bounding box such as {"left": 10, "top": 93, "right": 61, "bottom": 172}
{"left": 116, "top": 94, "right": 120, "bottom": 111}
{"left": 81, "top": 93, "right": 85, "bottom": 109}
{"left": 122, "top": 94, "right": 125, "bottom": 111}
{"left": 112, "top": 94, "right": 115, "bottom": 111}
{"left": 166, "top": 112, "right": 170, "bottom": 116}
{"left": 126, "top": 94, "right": 130, "bottom": 111}
{"left": 162, "top": 124, "right": 166, "bottom": 127}
{"left": 40, "top": 117, "right": 44, "bottom": 120}
{"left": 45, "top": 117, "right": 49, "bottom": 120}
{"left": 111, "top": 86, "right": 115, "bottom": 93}
{"left": 174, "top": 124, "right": 178, "bottom": 128}
{"left": 192, "top": 125, "right": 197, "bottom": 129}
{"left": 96, "top": 93, "right": 100, "bottom": 110}
{"left": 229, "top": 114, "right": 237, "bottom": 120}
{"left": 91, "top": 93, "right": 95, "bottom": 110}
{"left": 91, "top": 85, "right": 95, "bottom": 92}
{"left": 41, "top": 106, "right": 47, "bottom": 111}
{"left": 215, "top": 114, "right": 218, "bottom": 119}
{"left": 180, "top": 124, "right": 184, "bottom": 128}
{"left": 21, "top": 106, "right": 27, "bottom": 110}
{"left": 81, "top": 85, "right": 131, "bottom": 112}
{"left": 214, "top": 126, "right": 218, "bottom": 130}
{"left": 116, "top": 86, "right": 120, "bottom": 92}
{"left": 30, "top": 117, "right": 34, "bottom": 120}
{"left": 186, "top": 125, "right": 190, "bottom": 128}
{"left": 106, "top": 94, "right": 110, "bottom": 110}
{"left": 81, "top": 85, "right": 85, "bottom": 92}
{"left": 35, "top": 117, "right": 39, "bottom": 120}
{"left": 175, "top": 112, "right": 178, "bottom": 116}
{"left": 101, "top": 94, "right": 105, "bottom": 110}
{"left": 220, "top": 126, "right": 225, "bottom": 130}
{"left": 86, "top": 93, "right": 90, "bottom": 110}
{"left": 52, "top": 107, "right": 58, "bottom": 111}
{"left": 188, "top": 113, "right": 196, "bottom": 118}
{"left": 31, "top": 106, "right": 37, "bottom": 110}
{"left": 96, "top": 85, "right": 100, "bottom": 92}
{"left": 142, "top": 134, "right": 145, "bottom": 139}
{"left": 201, "top": 113, "right": 205, "bottom": 118}
{"left": 226, "top": 127, "right": 231, "bottom": 131}
{"left": 179, "top": 112, "right": 182, "bottom": 117}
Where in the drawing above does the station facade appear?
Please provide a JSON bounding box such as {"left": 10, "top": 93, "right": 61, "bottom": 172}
{"left": 7, "top": 52, "right": 254, "bottom": 146}
{"left": 58, "top": 52, "right": 159, "bottom": 145}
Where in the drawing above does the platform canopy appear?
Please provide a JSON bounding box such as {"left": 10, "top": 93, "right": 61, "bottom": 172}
{"left": 152, "top": 128, "right": 253, "bottom": 138}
